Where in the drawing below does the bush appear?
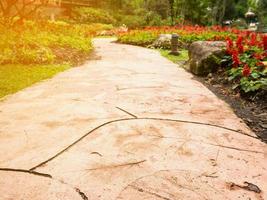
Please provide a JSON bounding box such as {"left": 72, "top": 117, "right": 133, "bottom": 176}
{"left": 117, "top": 30, "right": 158, "bottom": 46}
{"left": 116, "top": 15, "right": 146, "bottom": 29}
{"left": 72, "top": 7, "right": 116, "bottom": 25}
{"left": 224, "top": 33, "right": 267, "bottom": 93}
{"left": 0, "top": 20, "right": 94, "bottom": 65}
{"left": 144, "top": 12, "right": 167, "bottom": 26}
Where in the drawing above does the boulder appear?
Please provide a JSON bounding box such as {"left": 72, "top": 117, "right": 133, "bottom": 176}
{"left": 150, "top": 34, "right": 188, "bottom": 49}
{"left": 188, "top": 41, "right": 226, "bottom": 76}
{"left": 150, "top": 34, "right": 172, "bottom": 49}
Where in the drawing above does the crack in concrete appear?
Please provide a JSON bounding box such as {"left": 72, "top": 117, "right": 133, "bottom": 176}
{"left": 0, "top": 168, "right": 89, "bottom": 200}
{"left": 129, "top": 185, "right": 172, "bottom": 200}
{"left": 116, "top": 86, "right": 163, "bottom": 91}
{"left": 163, "top": 176, "right": 210, "bottom": 200}
{"left": 29, "top": 117, "right": 261, "bottom": 171}
{"left": 118, "top": 169, "right": 232, "bottom": 200}
{"left": 86, "top": 159, "right": 146, "bottom": 171}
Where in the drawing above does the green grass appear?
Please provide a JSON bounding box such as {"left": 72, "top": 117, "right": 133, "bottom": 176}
{"left": 159, "top": 49, "right": 189, "bottom": 63}
{"left": 0, "top": 64, "right": 70, "bottom": 99}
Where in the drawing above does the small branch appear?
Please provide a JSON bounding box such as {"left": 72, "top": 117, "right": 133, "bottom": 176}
{"left": 116, "top": 106, "right": 138, "bottom": 118}
{"left": 0, "top": 168, "right": 52, "bottom": 178}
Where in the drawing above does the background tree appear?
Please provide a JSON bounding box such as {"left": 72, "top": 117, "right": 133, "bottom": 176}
{"left": 0, "top": 0, "right": 61, "bottom": 25}
{"left": 249, "top": 0, "right": 267, "bottom": 25}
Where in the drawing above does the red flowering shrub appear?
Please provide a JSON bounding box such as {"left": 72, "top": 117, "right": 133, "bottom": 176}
{"left": 118, "top": 25, "right": 266, "bottom": 93}
{"left": 231, "top": 50, "right": 241, "bottom": 67}
{"left": 242, "top": 64, "right": 251, "bottom": 77}
{"left": 263, "top": 35, "right": 267, "bottom": 51}
{"left": 225, "top": 33, "right": 267, "bottom": 93}
{"left": 118, "top": 25, "right": 238, "bottom": 47}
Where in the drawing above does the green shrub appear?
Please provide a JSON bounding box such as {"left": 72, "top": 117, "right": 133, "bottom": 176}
{"left": 72, "top": 7, "right": 116, "bottom": 24}
{"left": 114, "top": 14, "right": 146, "bottom": 29}
{"left": 0, "top": 20, "right": 94, "bottom": 65}
{"left": 144, "top": 12, "right": 167, "bottom": 26}
{"left": 118, "top": 30, "right": 158, "bottom": 46}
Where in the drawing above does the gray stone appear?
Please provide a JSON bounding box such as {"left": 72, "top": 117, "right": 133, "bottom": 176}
{"left": 150, "top": 34, "right": 188, "bottom": 49}
{"left": 150, "top": 34, "right": 172, "bottom": 49}
{"left": 188, "top": 41, "right": 226, "bottom": 76}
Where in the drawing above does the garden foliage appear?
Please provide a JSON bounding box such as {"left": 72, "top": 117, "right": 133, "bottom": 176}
{"left": 72, "top": 7, "right": 116, "bottom": 25}
{"left": 225, "top": 33, "right": 267, "bottom": 92}
{"left": 117, "top": 26, "right": 237, "bottom": 47}
{"left": 0, "top": 20, "right": 111, "bottom": 65}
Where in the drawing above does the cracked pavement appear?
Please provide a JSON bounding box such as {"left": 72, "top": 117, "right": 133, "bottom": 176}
{"left": 0, "top": 38, "right": 266, "bottom": 200}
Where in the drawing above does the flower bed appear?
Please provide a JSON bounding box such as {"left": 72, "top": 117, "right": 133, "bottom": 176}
{"left": 118, "top": 26, "right": 267, "bottom": 94}
{"left": 224, "top": 32, "right": 267, "bottom": 93}
{"left": 117, "top": 26, "right": 240, "bottom": 47}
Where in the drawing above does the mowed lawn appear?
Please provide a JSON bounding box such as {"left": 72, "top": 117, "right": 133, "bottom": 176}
{"left": 0, "top": 64, "right": 70, "bottom": 99}
{"left": 159, "top": 49, "right": 189, "bottom": 63}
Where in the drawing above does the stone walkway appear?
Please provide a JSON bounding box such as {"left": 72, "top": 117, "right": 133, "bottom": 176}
{"left": 0, "top": 38, "right": 266, "bottom": 200}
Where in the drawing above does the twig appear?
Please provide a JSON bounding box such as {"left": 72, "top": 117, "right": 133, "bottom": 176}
{"left": 116, "top": 106, "right": 138, "bottom": 118}
{"left": 0, "top": 168, "right": 52, "bottom": 178}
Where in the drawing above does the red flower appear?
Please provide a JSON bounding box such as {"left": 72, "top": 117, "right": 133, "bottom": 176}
{"left": 236, "top": 35, "right": 244, "bottom": 53}
{"left": 236, "top": 35, "right": 243, "bottom": 45}
{"left": 256, "top": 62, "right": 264, "bottom": 67}
{"left": 262, "top": 35, "right": 267, "bottom": 51}
{"left": 242, "top": 64, "right": 251, "bottom": 77}
{"left": 253, "top": 53, "right": 263, "bottom": 60}
{"left": 245, "top": 31, "right": 251, "bottom": 37}
{"left": 226, "top": 38, "right": 234, "bottom": 54}
{"left": 232, "top": 50, "right": 241, "bottom": 67}
{"left": 250, "top": 33, "right": 257, "bottom": 46}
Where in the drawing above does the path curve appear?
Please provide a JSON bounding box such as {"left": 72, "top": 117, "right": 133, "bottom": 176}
{"left": 0, "top": 38, "right": 266, "bottom": 200}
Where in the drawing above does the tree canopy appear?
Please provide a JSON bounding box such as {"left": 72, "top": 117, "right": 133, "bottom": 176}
{"left": 1, "top": 0, "right": 267, "bottom": 26}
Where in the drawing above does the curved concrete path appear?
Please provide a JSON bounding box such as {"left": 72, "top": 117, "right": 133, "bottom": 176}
{"left": 0, "top": 38, "right": 266, "bottom": 200}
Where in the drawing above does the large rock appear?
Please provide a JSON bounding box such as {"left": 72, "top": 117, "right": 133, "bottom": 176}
{"left": 188, "top": 41, "right": 226, "bottom": 76}
{"left": 150, "top": 34, "right": 172, "bottom": 49}
{"left": 150, "top": 34, "right": 188, "bottom": 49}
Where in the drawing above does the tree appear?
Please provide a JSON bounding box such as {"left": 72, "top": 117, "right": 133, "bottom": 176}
{"left": 0, "top": 0, "right": 61, "bottom": 25}
{"left": 249, "top": 0, "right": 267, "bottom": 25}
{"left": 168, "top": 0, "right": 174, "bottom": 25}
{"left": 209, "top": 0, "right": 227, "bottom": 25}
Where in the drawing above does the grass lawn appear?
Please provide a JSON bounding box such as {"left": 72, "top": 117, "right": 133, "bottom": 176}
{"left": 0, "top": 64, "right": 70, "bottom": 99}
{"left": 159, "top": 49, "right": 189, "bottom": 63}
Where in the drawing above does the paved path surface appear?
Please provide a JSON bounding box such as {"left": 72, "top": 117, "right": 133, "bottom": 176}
{"left": 0, "top": 38, "right": 266, "bottom": 200}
